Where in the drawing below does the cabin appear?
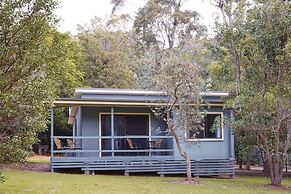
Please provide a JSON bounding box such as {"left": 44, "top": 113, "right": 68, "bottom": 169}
{"left": 51, "top": 88, "right": 235, "bottom": 177}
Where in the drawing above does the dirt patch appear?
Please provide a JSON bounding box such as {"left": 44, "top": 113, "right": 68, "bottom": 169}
{"left": 259, "top": 184, "right": 291, "bottom": 191}
{"left": 3, "top": 163, "right": 50, "bottom": 172}
{"left": 162, "top": 178, "right": 202, "bottom": 185}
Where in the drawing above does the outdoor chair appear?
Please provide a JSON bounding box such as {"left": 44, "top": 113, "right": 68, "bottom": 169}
{"left": 127, "top": 138, "right": 142, "bottom": 156}
{"left": 54, "top": 138, "right": 63, "bottom": 150}
{"left": 67, "top": 139, "right": 82, "bottom": 149}
{"left": 152, "top": 139, "right": 163, "bottom": 155}
{"left": 54, "top": 138, "right": 69, "bottom": 157}
{"left": 67, "top": 139, "right": 82, "bottom": 157}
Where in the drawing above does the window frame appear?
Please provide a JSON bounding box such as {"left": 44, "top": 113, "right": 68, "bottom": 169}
{"left": 98, "top": 112, "right": 152, "bottom": 156}
{"left": 185, "top": 112, "right": 224, "bottom": 142}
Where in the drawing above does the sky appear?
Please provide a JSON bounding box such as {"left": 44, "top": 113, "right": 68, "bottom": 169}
{"left": 55, "top": 0, "right": 219, "bottom": 35}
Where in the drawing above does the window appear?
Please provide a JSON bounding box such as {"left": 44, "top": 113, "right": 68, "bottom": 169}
{"left": 187, "top": 113, "right": 223, "bottom": 140}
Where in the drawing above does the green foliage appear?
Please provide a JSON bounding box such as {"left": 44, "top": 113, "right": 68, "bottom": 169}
{"left": 138, "top": 40, "right": 205, "bottom": 181}
{"left": 209, "top": 0, "right": 291, "bottom": 186}
{"left": 134, "top": 0, "right": 206, "bottom": 49}
{"left": 77, "top": 17, "right": 137, "bottom": 89}
{"left": 0, "top": 0, "right": 85, "bottom": 172}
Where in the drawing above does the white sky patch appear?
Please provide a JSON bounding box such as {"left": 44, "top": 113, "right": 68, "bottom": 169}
{"left": 55, "top": 0, "right": 220, "bottom": 35}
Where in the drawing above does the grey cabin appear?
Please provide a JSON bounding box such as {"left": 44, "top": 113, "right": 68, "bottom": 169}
{"left": 51, "top": 88, "right": 235, "bottom": 177}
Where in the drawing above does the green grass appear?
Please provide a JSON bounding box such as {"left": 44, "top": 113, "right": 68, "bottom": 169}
{"left": 26, "top": 155, "right": 50, "bottom": 164}
{"left": 1, "top": 170, "right": 291, "bottom": 194}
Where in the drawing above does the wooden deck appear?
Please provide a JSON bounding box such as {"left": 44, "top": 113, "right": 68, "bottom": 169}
{"left": 51, "top": 157, "right": 235, "bottom": 177}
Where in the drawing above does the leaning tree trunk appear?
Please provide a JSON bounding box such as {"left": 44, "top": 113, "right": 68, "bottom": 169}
{"left": 171, "top": 130, "right": 192, "bottom": 181}
{"left": 258, "top": 132, "right": 283, "bottom": 186}
{"left": 167, "top": 113, "right": 192, "bottom": 182}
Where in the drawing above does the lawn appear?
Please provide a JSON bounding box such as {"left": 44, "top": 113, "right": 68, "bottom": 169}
{"left": 1, "top": 170, "right": 291, "bottom": 194}
{"left": 26, "top": 155, "right": 50, "bottom": 164}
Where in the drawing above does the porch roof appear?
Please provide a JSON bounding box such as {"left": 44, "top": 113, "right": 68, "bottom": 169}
{"left": 53, "top": 88, "right": 228, "bottom": 124}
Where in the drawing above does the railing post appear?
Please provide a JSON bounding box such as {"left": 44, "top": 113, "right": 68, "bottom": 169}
{"left": 111, "top": 107, "right": 114, "bottom": 157}
{"left": 50, "top": 107, "right": 54, "bottom": 172}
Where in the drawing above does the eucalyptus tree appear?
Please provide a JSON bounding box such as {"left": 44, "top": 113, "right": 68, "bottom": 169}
{"left": 139, "top": 39, "right": 205, "bottom": 182}
{"left": 210, "top": 0, "right": 291, "bottom": 186}
{"left": 133, "top": 0, "right": 206, "bottom": 49}
{"left": 77, "top": 17, "right": 138, "bottom": 89}
{"left": 0, "top": 0, "right": 85, "bottom": 178}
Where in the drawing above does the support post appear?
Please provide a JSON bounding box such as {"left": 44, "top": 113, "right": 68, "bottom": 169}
{"left": 111, "top": 107, "right": 114, "bottom": 157}
{"left": 73, "top": 121, "right": 76, "bottom": 138}
{"left": 50, "top": 107, "right": 54, "bottom": 173}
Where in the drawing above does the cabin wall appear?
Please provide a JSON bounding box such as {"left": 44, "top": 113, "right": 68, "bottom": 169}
{"left": 78, "top": 106, "right": 233, "bottom": 160}
{"left": 79, "top": 107, "right": 168, "bottom": 157}
{"left": 173, "top": 109, "right": 233, "bottom": 160}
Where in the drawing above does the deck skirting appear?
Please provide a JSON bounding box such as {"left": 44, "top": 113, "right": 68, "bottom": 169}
{"left": 51, "top": 157, "right": 235, "bottom": 176}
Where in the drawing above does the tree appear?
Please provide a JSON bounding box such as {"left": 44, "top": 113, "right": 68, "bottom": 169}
{"left": 138, "top": 40, "right": 204, "bottom": 182}
{"left": 0, "top": 0, "right": 85, "bottom": 179}
{"left": 77, "top": 17, "right": 137, "bottom": 89}
{"left": 134, "top": 0, "right": 206, "bottom": 49}
{"left": 210, "top": 0, "right": 291, "bottom": 186}
{"left": 110, "top": 0, "right": 125, "bottom": 15}
{"left": 210, "top": 0, "right": 248, "bottom": 96}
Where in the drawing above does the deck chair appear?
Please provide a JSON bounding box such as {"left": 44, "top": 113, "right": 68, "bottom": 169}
{"left": 154, "top": 139, "right": 163, "bottom": 149}
{"left": 67, "top": 139, "right": 82, "bottom": 157}
{"left": 54, "top": 138, "right": 66, "bottom": 157}
{"left": 127, "top": 138, "right": 141, "bottom": 156}
{"left": 153, "top": 139, "right": 163, "bottom": 155}
{"left": 54, "top": 138, "right": 71, "bottom": 157}
{"left": 67, "top": 139, "right": 77, "bottom": 149}
{"left": 54, "top": 138, "right": 63, "bottom": 150}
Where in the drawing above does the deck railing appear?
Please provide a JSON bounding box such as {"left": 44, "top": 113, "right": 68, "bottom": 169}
{"left": 51, "top": 136, "right": 174, "bottom": 158}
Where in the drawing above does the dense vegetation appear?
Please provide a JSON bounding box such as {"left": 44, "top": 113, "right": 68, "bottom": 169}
{"left": 0, "top": 0, "right": 290, "bottom": 186}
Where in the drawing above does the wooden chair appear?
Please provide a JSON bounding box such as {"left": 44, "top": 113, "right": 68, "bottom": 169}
{"left": 67, "top": 139, "right": 76, "bottom": 149}
{"left": 127, "top": 138, "right": 141, "bottom": 156}
{"left": 154, "top": 139, "right": 163, "bottom": 149}
{"left": 153, "top": 139, "right": 163, "bottom": 156}
{"left": 54, "top": 138, "right": 66, "bottom": 157}
{"left": 54, "top": 138, "right": 63, "bottom": 150}
{"left": 67, "top": 139, "right": 82, "bottom": 157}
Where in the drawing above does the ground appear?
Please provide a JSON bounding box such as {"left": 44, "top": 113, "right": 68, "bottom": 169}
{"left": 1, "top": 155, "right": 291, "bottom": 194}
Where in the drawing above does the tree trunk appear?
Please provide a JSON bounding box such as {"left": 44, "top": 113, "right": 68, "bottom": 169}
{"left": 238, "top": 160, "right": 243, "bottom": 169}
{"left": 171, "top": 129, "right": 192, "bottom": 181}
{"left": 258, "top": 132, "right": 283, "bottom": 186}
{"left": 246, "top": 159, "right": 251, "bottom": 170}
{"left": 263, "top": 158, "right": 270, "bottom": 176}
{"left": 269, "top": 156, "right": 283, "bottom": 186}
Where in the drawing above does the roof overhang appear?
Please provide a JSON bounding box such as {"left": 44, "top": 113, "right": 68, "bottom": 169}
{"left": 74, "top": 88, "right": 229, "bottom": 97}
{"left": 53, "top": 99, "right": 225, "bottom": 107}
{"left": 56, "top": 88, "right": 228, "bottom": 125}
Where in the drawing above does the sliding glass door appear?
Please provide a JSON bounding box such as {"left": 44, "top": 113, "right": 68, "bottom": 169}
{"left": 100, "top": 113, "right": 150, "bottom": 156}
